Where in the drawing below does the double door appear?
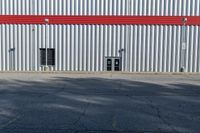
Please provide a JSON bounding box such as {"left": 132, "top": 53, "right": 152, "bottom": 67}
{"left": 105, "top": 57, "right": 121, "bottom": 71}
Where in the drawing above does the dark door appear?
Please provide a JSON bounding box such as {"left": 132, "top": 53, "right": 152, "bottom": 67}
{"left": 107, "top": 59, "right": 112, "bottom": 71}
{"left": 105, "top": 57, "right": 121, "bottom": 71}
{"left": 114, "top": 59, "right": 120, "bottom": 71}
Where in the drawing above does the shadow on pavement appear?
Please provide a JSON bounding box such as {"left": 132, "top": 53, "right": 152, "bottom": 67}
{"left": 0, "top": 77, "right": 200, "bottom": 133}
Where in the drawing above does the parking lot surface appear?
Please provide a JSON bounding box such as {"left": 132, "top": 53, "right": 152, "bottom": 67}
{"left": 0, "top": 73, "right": 200, "bottom": 133}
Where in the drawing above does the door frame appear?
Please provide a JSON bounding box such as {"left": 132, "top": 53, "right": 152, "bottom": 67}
{"left": 104, "top": 57, "right": 122, "bottom": 71}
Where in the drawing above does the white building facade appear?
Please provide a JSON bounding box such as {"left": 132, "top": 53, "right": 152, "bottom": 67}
{"left": 0, "top": 0, "right": 200, "bottom": 72}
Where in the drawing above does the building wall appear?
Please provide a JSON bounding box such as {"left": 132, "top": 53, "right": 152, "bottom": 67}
{"left": 0, "top": 0, "right": 200, "bottom": 72}
{"left": 0, "top": 0, "right": 200, "bottom": 16}
{"left": 0, "top": 24, "right": 200, "bottom": 72}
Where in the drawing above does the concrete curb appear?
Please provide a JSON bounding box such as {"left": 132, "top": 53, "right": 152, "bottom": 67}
{"left": 0, "top": 71, "right": 199, "bottom": 75}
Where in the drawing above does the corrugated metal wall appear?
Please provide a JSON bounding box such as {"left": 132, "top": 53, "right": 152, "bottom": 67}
{"left": 0, "top": 0, "right": 200, "bottom": 16}
{"left": 1, "top": 24, "right": 200, "bottom": 72}
{"left": 0, "top": 0, "right": 200, "bottom": 72}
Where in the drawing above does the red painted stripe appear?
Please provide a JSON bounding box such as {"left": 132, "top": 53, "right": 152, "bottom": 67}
{"left": 0, "top": 15, "right": 200, "bottom": 25}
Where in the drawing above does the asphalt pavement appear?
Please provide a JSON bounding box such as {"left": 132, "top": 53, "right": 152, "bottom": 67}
{"left": 0, "top": 73, "right": 200, "bottom": 133}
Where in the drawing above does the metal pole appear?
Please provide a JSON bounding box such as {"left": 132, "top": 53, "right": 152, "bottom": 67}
{"left": 44, "top": 19, "right": 49, "bottom": 70}
{"left": 181, "top": 18, "right": 187, "bottom": 72}
{"left": 32, "top": 26, "right": 34, "bottom": 71}
{"left": 126, "top": 0, "right": 131, "bottom": 71}
{"left": 45, "top": 24, "right": 47, "bottom": 67}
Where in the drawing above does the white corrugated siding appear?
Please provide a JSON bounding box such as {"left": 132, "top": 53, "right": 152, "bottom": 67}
{"left": 0, "top": 25, "right": 200, "bottom": 72}
{"left": 0, "top": 0, "right": 200, "bottom": 16}
{"left": 0, "top": 0, "right": 200, "bottom": 72}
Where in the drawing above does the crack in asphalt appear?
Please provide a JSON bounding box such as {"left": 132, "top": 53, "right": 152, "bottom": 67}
{"left": 35, "top": 84, "right": 94, "bottom": 131}
{"left": 145, "top": 97, "right": 179, "bottom": 133}
{"left": 0, "top": 115, "right": 21, "bottom": 130}
{"left": 1, "top": 76, "right": 199, "bottom": 133}
{"left": 37, "top": 86, "right": 66, "bottom": 98}
{"left": 70, "top": 97, "right": 91, "bottom": 131}
{"left": 0, "top": 84, "right": 67, "bottom": 130}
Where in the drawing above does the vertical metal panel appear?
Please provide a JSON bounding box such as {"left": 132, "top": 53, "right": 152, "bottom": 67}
{"left": 0, "top": 24, "right": 200, "bottom": 72}
{"left": 1, "top": 0, "right": 199, "bottom": 16}
{"left": 0, "top": 0, "right": 200, "bottom": 72}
